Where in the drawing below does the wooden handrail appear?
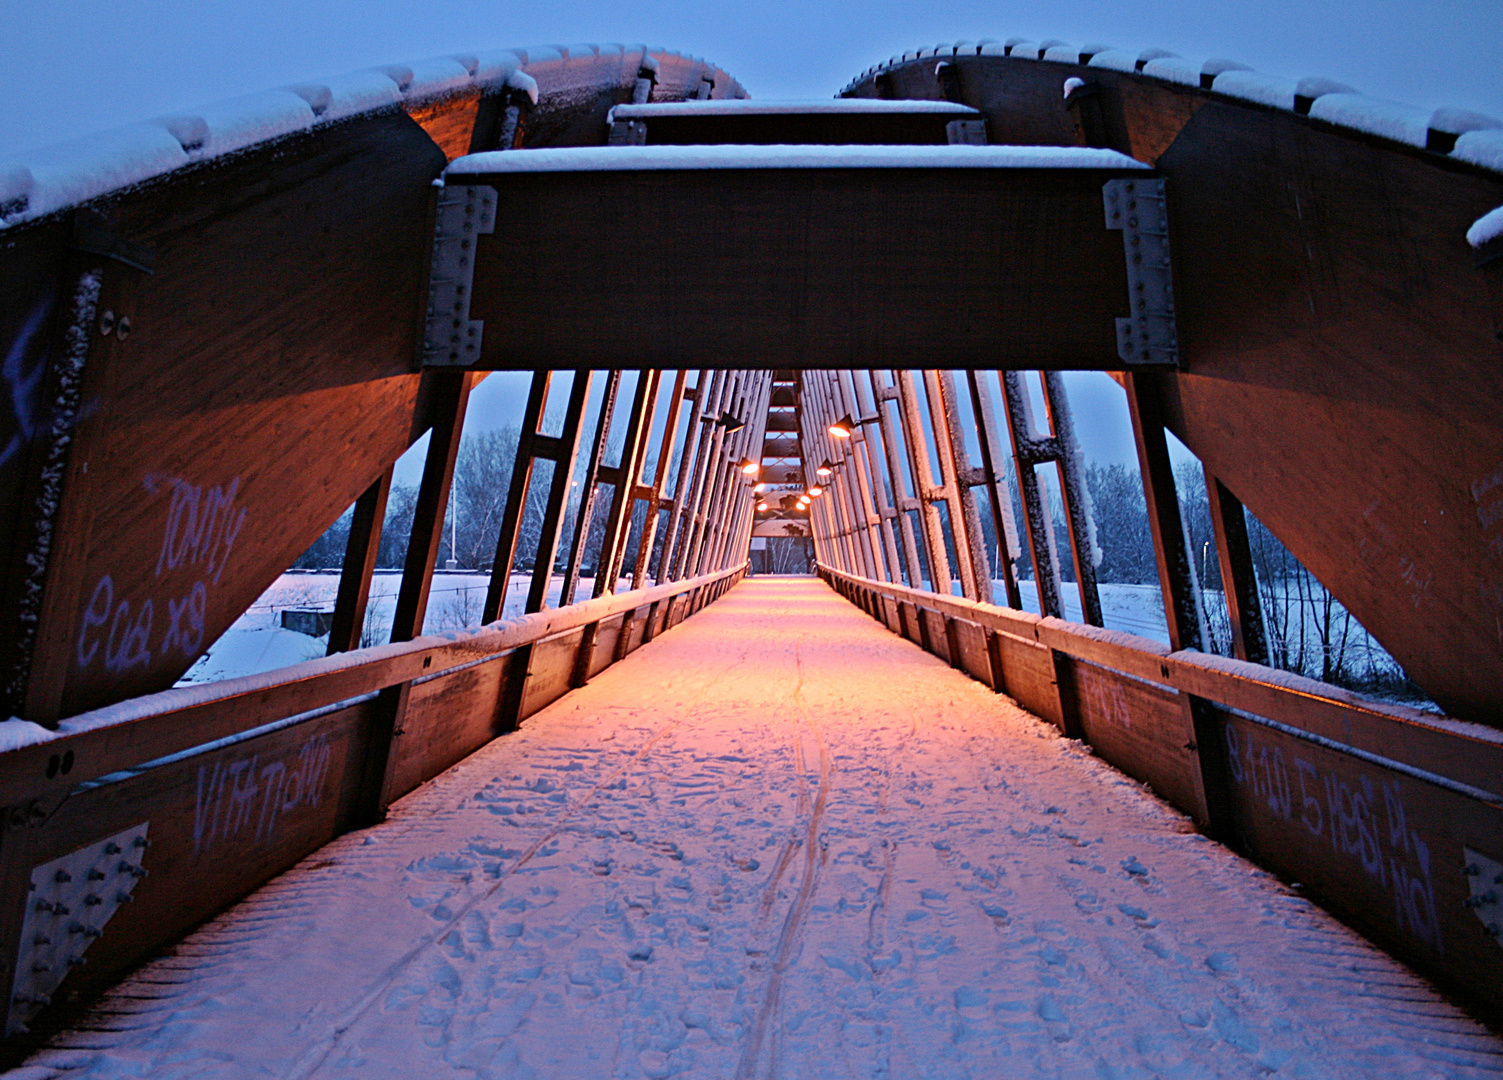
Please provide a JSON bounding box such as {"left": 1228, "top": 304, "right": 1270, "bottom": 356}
{"left": 0, "top": 563, "right": 746, "bottom": 806}
{"left": 817, "top": 564, "right": 1503, "bottom": 799}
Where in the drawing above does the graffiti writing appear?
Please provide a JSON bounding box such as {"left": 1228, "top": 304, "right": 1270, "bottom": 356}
{"left": 0, "top": 300, "right": 51, "bottom": 470}
{"left": 76, "top": 474, "right": 245, "bottom": 675}
{"left": 144, "top": 473, "right": 247, "bottom": 584}
{"left": 193, "top": 733, "right": 332, "bottom": 854}
{"left": 1224, "top": 722, "right": 1441, "bottom": 953}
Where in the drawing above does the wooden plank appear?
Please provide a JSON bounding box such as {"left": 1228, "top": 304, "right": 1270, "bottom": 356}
{"left": 1124, "top": 373, "right": 1202, "bottom": 653}
{"left": 327, "top": 469, "right": 393, "bottom": 656}
{"left": 1068, "top": 660, "right": 1208, "bottom": 822}
{"left": 519, "top": 628, "right": 586, "bottom": 720}
{"left": 390, "top": 371, "right": 474, "bottom": 642}
{"left": 993, "top": 631, "right": 1064, "bottom": 729}
{"left": 0, "top": 564, "right": 745, "bottom": 806}
{"left": 921, "top": 609, "right": 950, "bottom": 662}
{"left": 1204, "top": 473, "right": 1268, "bottom": 664}
{"left": 405, "top": 91, "right": 482, "bottom": 160}
{"left": 948, "top": 618, "right": 993, "bottom": 686}
{"left": 0, "top": 217, "right": 73, "bottom": 719}
{"left": 590, "top": 614, "right": 627, "bottom": 678}
{"left": 455, "top": 166, "right": 1144, "bottom": 371}
{"left": 16, "top": 111, "right": 445, "bottom": 719}
{"left": 386, "top": 651, "right": 523, "bottom": 800}
{"left": 822, "top": 565, "right": 1503, "bottom": 794}
{"left": 1207, "top": 704, "right": 1503, "bottom": 1007}
{"left": 2, "top": 698, "right": 375, "bottom": 1008}
{"left": 635, "top": 110, "right": 963, "bottom": 147}
{"left": 897, "top": 601, "right": 922, "bottom": 646}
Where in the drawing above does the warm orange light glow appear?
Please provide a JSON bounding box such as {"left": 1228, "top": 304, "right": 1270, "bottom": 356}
{"left": 829, "top": 414, "right": 856, "bottom": 438}
{"left": 753, "top": 483, "right": 767, "bottom": 493}
{"left": 740, "top": 459, "right": 760, "bottom": 476}
{"left": 756, "top": 501, "right": 768, "bottom": 512}
{"left": 808, "top": 486, "right": 823, "bottom": 497}
{"left": 816, "top": 463, "right": 833, "bottom": 477}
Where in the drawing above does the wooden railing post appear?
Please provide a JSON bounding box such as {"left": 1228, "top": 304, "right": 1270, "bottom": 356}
{"left": 1206, "top": 473, "right": 1269, "bottom": 664}
{"left": 328, "top": 467, "right": 393, "bottom": 656}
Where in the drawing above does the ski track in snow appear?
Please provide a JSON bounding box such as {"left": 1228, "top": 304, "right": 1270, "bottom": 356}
{"left": 13, "top": 579, "right": 1503, "bottom": 1080}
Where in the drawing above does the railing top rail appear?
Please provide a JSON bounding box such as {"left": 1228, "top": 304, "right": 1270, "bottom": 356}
{"left": 0, "top": 563, "right": 745, "bottom": 806}
{"left": 818, "top": 564, "right": 1503, "bottom": 797}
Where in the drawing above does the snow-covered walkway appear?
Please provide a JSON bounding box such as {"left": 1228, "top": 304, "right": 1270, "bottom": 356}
{"left": 18, "top": 579, "right": 1502, "bottom": 1079}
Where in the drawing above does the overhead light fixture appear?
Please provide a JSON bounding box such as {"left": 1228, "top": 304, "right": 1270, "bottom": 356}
{"left": 753, "top": 482, "right": 767, "bottom": 493}
{"left": 816, "top": 459, "right": 835, "bottom": 477}
{"left": 756, "top": 501, "right": 769, "bottom": 512}
{"left": 808, "top": 485, "right": 823, "bottom": 497}
{"left": 829, "top": 414, "right": 856, "bottom": 438}
{"left": 718, "top": 412, "right": 745, "bottom": 433}
{"left": 739, "top": 458, "right": 760, "bottom": 476}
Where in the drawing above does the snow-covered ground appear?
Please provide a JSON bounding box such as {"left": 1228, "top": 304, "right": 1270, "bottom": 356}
{"left": 1010, "top": 580, "right": 1169, "bottom": 642}
{"left": 178, "top": 571, "right": 629, "bottom": 686}
{"left": 25, "top": 579, "right": 1500, "bottom": 1079}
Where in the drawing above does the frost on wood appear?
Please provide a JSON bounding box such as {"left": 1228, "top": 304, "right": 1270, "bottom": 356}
{"left": 447, "top": 144, "right": 1149, "bottom": 175}
{"left": 608, "top": 99, "right": 979, "bottom": 120}
{"left": 5, "top": 269, "right": 102, "bottom": 716}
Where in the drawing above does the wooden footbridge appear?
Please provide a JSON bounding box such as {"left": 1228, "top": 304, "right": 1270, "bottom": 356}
{"left": 1, "top": 36, "right": 1502, "bottom": 1067}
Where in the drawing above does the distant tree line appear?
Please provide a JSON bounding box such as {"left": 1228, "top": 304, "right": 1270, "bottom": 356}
{"left": 294, "top": 424, "right": 675, "bottom": 583}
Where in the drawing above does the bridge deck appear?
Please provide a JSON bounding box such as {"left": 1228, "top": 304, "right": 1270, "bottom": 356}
{"left": 20, "top": 579, "right": 1502, "bottom": 1078}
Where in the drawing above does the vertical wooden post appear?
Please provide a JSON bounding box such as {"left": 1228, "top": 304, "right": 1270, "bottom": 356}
{"left": 870, "top": 373, "right": 928, "bottom": 589}
{"left": 1043, "top": 371, "right": 1104, "bottom": 626}
{"left": 966, "top": 370, "right": 1024, "bottom": 610}
{"left": 526, "top": 372, "right": 594, "bottom": 612}
{"left": 932, "top": 370, "right": 995, "bottom": 603}
{"left": 1122, "top": 372, "right": 1202, "bottom": 653}
{"left": 633, "top": 371, "right": 688, "bottom": 587}
{"left": 560, "top": 370, "right": 622, "bottom": 605}
{"left": 999, "top": 371, "right": 1065, "bottom": 619}
{"left": 1206, "top": 473, "right": 1269, "bottom": 664}
{"left": 894, "top": 370, "right": 955, "bottom": 595}
{"left": 483, "top": 372, "right": 550, "bottom": 623}
{"left": 597, "top": 370, "right": 659, "bottom": 595}
{"left": 327, "top": 467, "right": 393, "bottom": 655}
{"left": 390, "top": 369, "right": 473, "bottom": 644}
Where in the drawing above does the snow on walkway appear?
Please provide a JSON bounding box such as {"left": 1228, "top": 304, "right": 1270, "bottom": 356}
{"left": 16, "top": 579, "right": 1502, "bottom": 1079}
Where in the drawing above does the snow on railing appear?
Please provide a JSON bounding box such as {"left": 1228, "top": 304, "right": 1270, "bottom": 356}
{"left": 840, "top": 37, "right": 1503, "bottom": 179}
{"left": 0, "top": 44, "right": 744, "bottom": 231}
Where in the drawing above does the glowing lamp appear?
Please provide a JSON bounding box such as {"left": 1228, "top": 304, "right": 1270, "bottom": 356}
{"left": 739, "top": 458, "right": 760, "bottom": 476}
{"left": 829, "top": 414, "right": 856, "bottom": 438}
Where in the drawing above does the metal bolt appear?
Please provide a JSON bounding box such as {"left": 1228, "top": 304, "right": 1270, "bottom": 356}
{"left": 84, "top": 894, "right": 102, "bottom": 906}
{"left": 116, "top": 316, "right": 131, "bottom": 341}
{"left": 66, "top": 956, "right": 85, "bottom": 968}
{"left": 104, "top": 843, "right": 121, "bottom": 855}
{"left": 115, "top": 892, "right": 134, "bottom": 904}
{"left": 98, "top": 310, "right": 116, "bottom": 336}
{"left": 88, "top": 869, "right": 105, "bottom": 881}
{"left": 133, "top": 836, "right": 149, "bottom": 849}
{"left": 54, "top": 869, "right": 71, "bottom": 883}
